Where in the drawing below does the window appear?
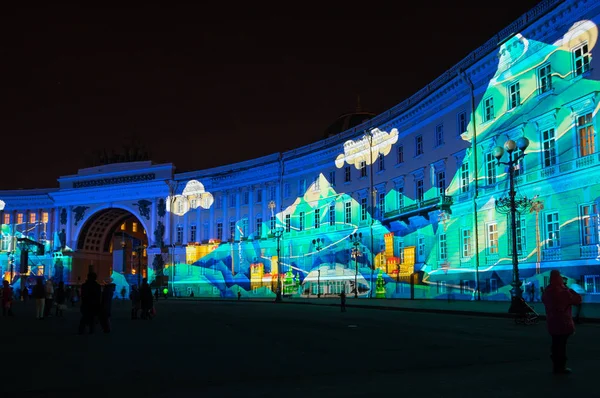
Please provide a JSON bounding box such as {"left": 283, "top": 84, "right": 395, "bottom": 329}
{"left": 508, "top": 82, "right": 521, "bottom": 109}
{"left": 190, "top": 225, "right": 197, "bottom": 242}
{"left": 270, "top": 216, "right": 276, "bottom": 231}
{"left": 216, "top": 223, "right": 223, "bottom": 241}
{"left": 299, "top": 212, "right": 305, "bottom": 231}
{"left": 285, "top": 214, "right": 291, "bottom": 232}
{"left": 415, "top": 178, "right": 424, "bottom": 202}
{"left": 229, "top": 221, "right": 236, "bottom": 240}
{"left": 360, "top": 198, "right": 367, "bottom": 221}
{"left": 314, "top": 208, "right": 320, "bottom": 229}
{"left": 378, "top": 154, "right": 385, "bottom": 172}
{"left": 418, "top": 236, "right": 425, "bottom": 257}
{"left": 243, "top": 191, "right": 249, "bottom": 205}
{"left": 415, "top": 135, "right": 423, "bottom": 156}
{"left": 457, "top": 111, "right": 467, "bottom": 135}
{"left": 360, "top": 161, "right": 367, "bottom": 178}
{"left": 439, "top": 233, "right": 447, "bottom": 261}
{"left": 513, "top": 148, "right": 524, "bottom": 176}
{"left": 434, "top": 124, "right": 444, "bottom": 147}
{"left": 255, "top": 217, "right": 262, "bottom": 236}
{"left": 256, "top": 189, "right": 263, "bottom": 203}
{"left": 284, "top": 183, "right": 290, "bottom": 198}
{"left": 397, "top": 145, "right": 404, "bottom": 164}
{"left": 241, "top": 219, "right": 248, "bottom": 237}
{"left": 176, "top": 225, "right": 184, "bottom": 244}
{"left": 230, "top": 194, "right": 236, "bottom": 208}
{"left": 437, "top": 171, "right": 446, "bottom": 196}
{"left": 344, "top": 166, "right": 351, "bottom": 182}
{"left": 537, "top": 63, "right": 552, "bottom": 94}
{"left": 328, "top": 171, "right": 336, "bottom": 187}
{"left": 580, "top": 204, "right": 599, "bottom": 245}
{"left": 313, "top": 176, "right": 320, "bottom": 191}
{"left": 269, "top": 186, "right": 276, "bottom": 201}
{"left": 378, "top": 192, "right": 385, "bottom": 217}
{"left": 298, "top": 179, "right": 306, "bottom": 194}
{"left": 29, "top": 212, "right": 36, "bottom": 223}
{"left": 584, "top": 275, "right": 600, "bottom": 294}
{"left": 132, "top": 222, "right": 138, "bottom": 233}
{"left": 3, "top": 214, "right": 10, "bottom": 224}
{"left": 177, "top": 200, "right": 184, "bottom": 214}
{"left": 508, "top": 217, "right": 526, "bottom": 255}
{"left": 397, "top": 187, "right": 404, "bottom": 209}
{"left": 577, "top": 113, "right": 595, "bottom": 157}
{"left": 120, "top": 222, "right": 126, "bottom": 231}
{"left": 485, "top": 153, "right": 497, "bottom": 185}
{"left": 487, "top": 223, "right": 498, "bottom": 254}
{"left": 573, "top": 42, "right": 590, "bottom": 76}
{"left": 461, "top": 229, "right": 472, "bottom": 258}
{"left": 329, "top": 203, "right": 336, "bottom": 226}
{"left": 545, "top": 212, "right": 560, "bottom": 248}
{"left": 344, "top": 201, "right": 352, "bottom": 224}
{"left": 483, "top": 97, "right": 494, "bottom": 122}
{"left": 541, "top": 128, "right": 557, "bottom": 167}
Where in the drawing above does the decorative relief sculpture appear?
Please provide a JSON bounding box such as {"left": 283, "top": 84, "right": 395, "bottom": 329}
{"left": 134, "top": 199, "right": 152, "bottom": 221}
{"left": 60, "top": 208, "right": 67, "bottom": 225}
{"left": 73, "top": 206, "right": 90, "bottom": 226}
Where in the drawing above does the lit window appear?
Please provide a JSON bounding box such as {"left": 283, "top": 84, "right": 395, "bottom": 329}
{"left": 378, "top": 192, "right": 385, "bottom": 217}
{"left": 360, "top": 161, "right": 367, "bottom": 178}
{"left": 541, "top": 128, "right": 557, "bottom": 167}
{"left": 285, "top": 214, "right": 291, "bottom": 232}
{"left": 360, "top": 198, "right": 367, "bottom": 221}
{"left": 415, "top": 179, "right": 424, "bottom": 202}
{"left": 461, "top": 229, "right": 472, "bottom": 258}
{"left": 176, "top": 225, "right": 184, "bottom": 243}
{"left": 42, "top": 212, "right": 49, "bottom": 223}
{"left": 508, "top": 82, "right": 521, "bottom": 109}
{"left": 580, "top": 204, "right": 600, "bottom": 246}
{"left": 378, "top": 154, "right": 385, "bottom": 172}
{"left": 328, "top": 171, "right": 336, "bottom": 187}
{"left": 313, "top": 176, "right": 320, "bottom": 191}
{"left": 577, "top": 113, "right": 595, "bottom": 157}
{"left": 508, "top": 217, "right": 526, "bottom": 255}
{"left": 485, "top": 153, "right": 497, "bottom": 185}
{"left": 329, "top": 202, "right": 335, "bottom": 226}
{"left": 29, "top": 213, "right": 36, "bottom": 224}
{"left": 483, "top": 97, "right": 494, "bottom": 122}
{"left": 397, "top": 187, "right": 404, "bottom": 209}
{"left": 437, "top": 171, "right": 446, "bottom": 196}
{"left": 190, "top": 224, "right": 196, "bottom": 242}
{"left": 487, "top": 223, "right": 498, "bottom": 254}
{"left": 299, "top": 212, "right": 305, "bottom": 231}
{"left": 460, "top": 162, "right": 469, "bottom": 194}
{"left": 3, "top": 214, "right": 10, "bottom": 225}
{"left": 573, "top": 42, "right": 590, "bottom": 76}
{"left": 545, "top": 212, "right": 560, "bottom": 248}
{"left": 121, "top": 223, "right": 126, "bottom": 231}
{"left": 270, "top": 216, "right": 276, "bottom": 231}
{"left": 418, "top": 236, "right": 425, "bottom": 257}
{"left": 132, "top": 222, "right": 138, "bottom": 233}
{"left": 216, "top": 223, "right": 223, "bottom": 240}
{"left": 344, "top": 201, "right": 352, "bottom": 224}
{"left": 537, "top": 63, "right": 552, "bottom": 94}
{"left": 415, "top": 135, "right": 423, "bottom": 156}
{"left": 17, "top": 214, "right": 23, "bottom": 224}
{"left": 439, "top": 233, "right": 447, "bottom": 261}
{"left": 256, "top": 217, "right": 262, "bottom": 235}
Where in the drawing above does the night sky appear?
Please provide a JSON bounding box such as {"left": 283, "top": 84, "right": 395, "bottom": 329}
{"left": 2, "top": 2, "right": 543, "bottom": 190}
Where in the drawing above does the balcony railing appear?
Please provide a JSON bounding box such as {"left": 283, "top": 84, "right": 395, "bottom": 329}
{"left": 580, "top": 244, "right": 600, "bottom": 259}
{"left": 542, "top": 248, "right": 561, "bottom": 261}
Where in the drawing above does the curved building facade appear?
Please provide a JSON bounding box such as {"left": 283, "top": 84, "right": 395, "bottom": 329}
{"left": 2, "top": 0, "right": 600, "bottom": 302}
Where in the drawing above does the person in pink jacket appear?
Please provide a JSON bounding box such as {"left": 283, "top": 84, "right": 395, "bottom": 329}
{"left": 542, "top": 270, "right": 582, "bottom": 374}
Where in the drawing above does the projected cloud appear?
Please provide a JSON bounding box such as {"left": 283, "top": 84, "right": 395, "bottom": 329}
{"left": 0, "top": 199, "right": 4, "bottom": 211}
{"left": 335, "top": 128, "right": 399, "bottom": 169}
{"left": 168, "top": 180, "right": 214, "bottom": 216}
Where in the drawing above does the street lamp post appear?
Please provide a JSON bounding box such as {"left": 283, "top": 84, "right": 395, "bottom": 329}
{"left": 349, "top": 232, "right": 362, "bottom": 298}
{"left": 493, "top": 137, "right": 530, "bottom": 313}
{"left": 272, "top": 227, "right": 284, "bottom": 302}
{"left": 312, "top": 238, "right": 323, "bottom": 298}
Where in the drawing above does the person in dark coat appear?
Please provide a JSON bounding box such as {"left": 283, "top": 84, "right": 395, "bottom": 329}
{"left": 2, "top": 280, "right": 14, "bottom": 316}
{"left": 340, "top": 289, "right": 347, "bottom": 312}
{"left": 542, "top": 270, "right": 582, "bottom": 374}
{"left": 78, "top": 272, "right": 102, "bottom": 334}
{"left": 33, "top": 278, "right": 46, "bottom": 320}
{"left": 100, "top": 280, "right": 116, "bottom": 333}
{"left": 139, "top": 278, "right": 153, "bottom": 320}
{"left": 130, "top": 285, "right": 140, "bottom": 319}
{"left": 55, "top": 281, "right": 66, "bottom": 317}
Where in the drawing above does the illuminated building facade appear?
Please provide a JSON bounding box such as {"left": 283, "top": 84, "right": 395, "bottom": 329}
{"left": 2, "top": 0, "right": 600, "bottom": 302}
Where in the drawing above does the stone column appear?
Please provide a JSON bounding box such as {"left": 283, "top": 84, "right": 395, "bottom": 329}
{"left": 150, "top": 199, "right": 157, "bottom": 247}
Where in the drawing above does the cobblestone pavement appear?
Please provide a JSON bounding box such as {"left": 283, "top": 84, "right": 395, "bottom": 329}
{"left": 1, "top": 299, "right": 597, "bottom": 397}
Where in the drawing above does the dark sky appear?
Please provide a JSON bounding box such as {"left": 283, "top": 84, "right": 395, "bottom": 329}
{"left": 1, "top": 1, "right": 543, "bottom": 190}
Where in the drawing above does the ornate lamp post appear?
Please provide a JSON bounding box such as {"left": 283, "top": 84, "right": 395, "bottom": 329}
{"left": 349, "top": 232, "right": 362, "bottom": 298}
{"left": 493, "top": 137, "right": 530, "bottom": 313}
{"left": 312, "top": 238, "right": 324, "bottom": 298}
{"left": 272, "top": 227, "right": 284, "bottom": 302}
